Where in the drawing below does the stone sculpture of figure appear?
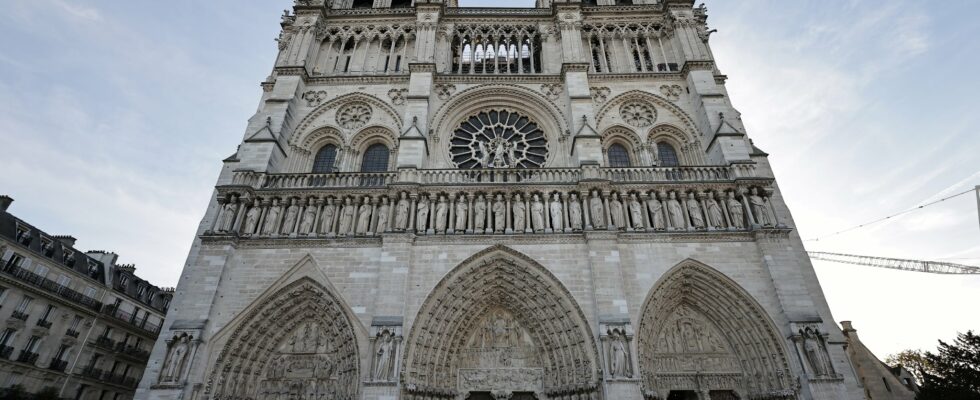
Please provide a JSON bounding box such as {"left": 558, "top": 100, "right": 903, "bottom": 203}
{"left": 455, "top": 196, "right": 468, "bottom": 231}
{"left": 356, "top": 197, "right": 373, "bottom": 234}
{"left": 506, "top": 141, "right": 517, "bottom": 168}
{"left": 647, "top": 194, "right": 666, "bottom": 230}
{"left": 395, "top": 192, "right": 410, "bottom": 231}
{"left": 705, "top": 195, "right": 724, "bottom": 229}
{"left": 299, "top": 198, "right": 317, "bottom": 234}
{"left": 666, "top": 192, "right": 685, "bottom": 229}
{"left": 262, "top": 199, "right": 282, "bottom": 235}
{"left": 244, "top": 200, "right": 261, "bottom": 235}
{"left": 474, "top": 195, "right": 487, "bottom": 231}
{"left": 492, "top": 194, "right": 506, "bottom": 233}
{"left": 374, "top": 332, "right": 394, "bottom": 381}
{"left": 512, "top": 194, "right": 527, "bottom": 231}
{"left": 477, "top": 141, "right": 490, "bottom": 168}
{"left": 530, "top": 194, "right": 545, "bottom": 232}
{"left": 686, "top": 193, "right": 705, "bottom": 229}
{"left": 609, "top": 331, "right": 630, "bottom": 378}
{"left": 609, "top": 193, "right": 626, "bottom": 229}
{"left": 281, "top": 198, "right": 300, "bottom": 234}
{"left": 416, "top": 195, "right": 430, "bottom": 232}
{"left": 492, "top": 139, "right": 507, "bottom": 168}
{"left": 376, "top": 197, "right": 390, "bottom": 233}
{"left": 569, "top": 193, "right": 583, "bottom": 230}
{"left": 726, "top": 192, "right": 744, "bottom": 229}
{"left": 749, "top": 188, "right": 772, "bottom": 226}
{"left": 435, "top": 196, "right": 449, "bottom": 233}
{"left": 628, "top": 193, "right": 644, "bottom": 229}
{"left": 550, "top": 193, "right": 564, "bottom": 231}
{"left": 338, "top": 198, "right": 355, "bottom": 235}
{"left": 219, "top": 198, "right": 237, "bottom": 232}
{"left": 321, "top": 198, "right": 337, "bottom": 234}
{"left": 162, "top": 335, "right": 190, "bottom": 382}
{"left": 803, "top": 329, "right": 830, "bottom": 376}
{"left": 589, "top": 190, "right": 605, "bottom": 229}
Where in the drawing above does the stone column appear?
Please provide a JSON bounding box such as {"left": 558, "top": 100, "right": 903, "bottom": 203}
{"left": 640, "top": 193, "right": 653, "bottom": 232}
{"left": 408, "top": 195, "right": 418, "bottom": 234}
{"left": 739, "top": 188, "right": 757, "bottom": 228}
{"left": 505, "top": 194, "right": 513, "bottom": 234}
{"left": 447, "top": 194, "right": 456, "bottom": 235}
{"left": 209, "top": 198, "right": 226, "bottom": 233}
{"left": 603, "top": 191, "right": 614, "bottom": 231}
{"left": 561, "top": 193, "right": 571, "bottom": 233}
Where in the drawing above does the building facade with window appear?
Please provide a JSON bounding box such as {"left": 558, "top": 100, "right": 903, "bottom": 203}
{"left": 139, "top": 1, "right": 868, "bottom": 399}
{"left": 0, "top": 197, "right": 172, "bottom": 400}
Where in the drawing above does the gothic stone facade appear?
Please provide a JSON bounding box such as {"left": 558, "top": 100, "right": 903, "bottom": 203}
{"left": 136, "top": 0, "right": 867, "bottom": 399}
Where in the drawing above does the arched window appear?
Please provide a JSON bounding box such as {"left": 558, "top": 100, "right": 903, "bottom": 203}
{"left": 312, "top": 145, "right": 338, "bottom": 173}
{"left": 657, "top": 142, "right": 679, "bottom": 167}
{"left": 360, "top": 144, "right": 390, "bottom": 172}
{"left": 351, "top": 0, "right": 373, "bottom": 9}
{"left": 607, "top": 143, "right": 632, "bottom": 167}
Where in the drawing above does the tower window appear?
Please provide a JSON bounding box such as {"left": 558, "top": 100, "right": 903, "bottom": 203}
{"left": 657, "top": 142, "right": 679, "bottom": 167}
{"left": 607, "top": 143, "right": 632, "bottom": 167}
{"left": 360, "top": 144, "right": 390, "bottom": 172}
{"left": 351, "top": 0, "right": 373, "bottom": 8}
{"left": 313, "top": 144, "right": 338, "bottom": 173}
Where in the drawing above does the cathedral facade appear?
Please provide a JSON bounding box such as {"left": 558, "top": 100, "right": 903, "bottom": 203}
{"left": 136, "top": 0, "right": 866, "bottom": 399}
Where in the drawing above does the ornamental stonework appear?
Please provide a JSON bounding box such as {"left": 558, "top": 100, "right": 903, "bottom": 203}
{"left": 620, "top": 101, "right": 656, "bottom": 127}
{"left": 336, "top": 102, "right": 372, "bottom": 129}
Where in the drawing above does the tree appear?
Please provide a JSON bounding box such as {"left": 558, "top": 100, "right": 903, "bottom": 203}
{"left": 916, "top": 331, "right": 980, "bottom": 400}
{"left": 886, "top": 349, "right": 933, "bottom": 383}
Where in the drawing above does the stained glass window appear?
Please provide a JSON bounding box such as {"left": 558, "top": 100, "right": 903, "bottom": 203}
{"left": 607, "top": 143, "right": 632, "bottom": 167}
{"left": 360, "top": 144, "right": 390, "bottom": 172}
{"left": 312, "top": 145, "right": 338, "bottom": 173}
{"left": 657, "top": 142, "right": 679, "bottom": 167}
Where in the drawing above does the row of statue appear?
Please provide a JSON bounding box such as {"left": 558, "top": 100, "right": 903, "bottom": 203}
{"left": 209, "top": 187, "right": 780, "bottom": 237}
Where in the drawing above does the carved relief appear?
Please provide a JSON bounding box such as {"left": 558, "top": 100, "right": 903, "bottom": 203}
{"left": 387, "top": 88, "right": 408, "bottom": 106}
{"left": 158, "top": 332, "right": 195, "bottom": 384}
{"left": 620, "top": 102, "right": 656, "bottom": 127}
{"left": 336, "top": 102, "right": 373, "bottom": 129}
{"left": 371, "top": 326, "right": 401, "bottom": 382}
{"left": 301, "top": 90, "right": 328, "bottom": 107}
{"left": 659, "top": 85, "right": 682, "bottom": 102}
{"left": 793, "top": 325, "right": 837, "bottom": 379}
{"left": 540, "top": 83, "right": 563, "bottom": 101}
{"left": 590, "top": 86, "right": 610, "bottom": 104}
{"left": 435, "top": 83, "right": 456, "bottom": 100}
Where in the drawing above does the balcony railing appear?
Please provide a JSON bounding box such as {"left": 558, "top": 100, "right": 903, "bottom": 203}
{"left": 0, "top": 346, "right": 12, "bottom": 359}
{"left": 101, "top": 305, "right": 161, "bottom": 336}
{"left": 10, "top": 311, "right": 28, "bottom": 321}
{"left": 0, "top": 264, "right": 101, "bottom": 311}
{"left": 94, "top": 336, "right": 117, "bottom": 351}
{"left": 66, "top": 329, "right": 80, "bottom": 338}
{"left": 48, "top": 358, "right": 68, "bottom": 372}
{"left": 80, "top": 366, "right": 104, "bottom": 380}
{"left": 115, "top": 343, "right": 151, "bottom": 359}
{"left": 230, "top": 164, "right": 758, "bottom": 191}
{"left": 16, "top": 351, "right": 39, "bottom": 364}
{"left": 36, "top": 319, "right": 52, "bottom": 329}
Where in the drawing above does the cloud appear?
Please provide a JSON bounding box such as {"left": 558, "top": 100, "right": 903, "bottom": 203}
{"left": 52, "top": 0, "right": 102, "bottom": 22}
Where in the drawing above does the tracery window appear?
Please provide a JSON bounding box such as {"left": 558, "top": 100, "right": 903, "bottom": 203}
{"left": 607, "top": 143, "right": 632, "bottom": 167}
{"left": 312, "top": 144, "right": 338, "bottom": 173}
{"left": 449, "top": 110, "right": 548, "bottom": 169}
{"left": 450, "top": 25, "right": 542, "bottom": 74}
{"left": 657, "top": 142, "right": 679, "bottom": 167}
{"left": 360, "top": 143, "right": 390, "bottom": 172}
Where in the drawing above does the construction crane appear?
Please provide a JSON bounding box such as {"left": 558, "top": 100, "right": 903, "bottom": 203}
{"left": 807, "top": 251, "right": 980, "bottom": 275}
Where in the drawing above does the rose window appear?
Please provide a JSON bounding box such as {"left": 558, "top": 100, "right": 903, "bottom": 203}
{"left": 620, "top": 102, "right": 656, "bottom": 127}
{"left": 449, "top": 110, "right": 548, "bottom": 169}
{"left": 336, "top": 102, "right": 372, "bottom": 129}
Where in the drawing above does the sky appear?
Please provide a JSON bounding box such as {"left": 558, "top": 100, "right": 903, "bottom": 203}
{"left": 0, "top": 0, "right": 978, "bottom": 359}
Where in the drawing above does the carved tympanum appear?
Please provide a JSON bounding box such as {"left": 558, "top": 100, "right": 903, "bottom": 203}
{"left": 336, "top": 102, "right": 372, "bottom": 129}
{"left": 620, "top": 102, "right": 656, "bottom": 127}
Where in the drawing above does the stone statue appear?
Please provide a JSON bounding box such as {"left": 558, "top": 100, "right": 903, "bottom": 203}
{"left": 492, "top": 194, "right": 506, "bottom": 233}
{"left": 374, "top": 332, "right": 394, "bottom": 381}
{"left": 299, "top": 198, "right": 317, "bottom": 234}
{"left": 243, "top": 200, "right": 261, "bottom": 234}
{"left": 647, "top": 193, "right": 666, "bottom": 230}
{"left": 162, "top": 334, "right": 190, "bottom": 383}
{"left": 321, "top": 198, "right": 337, "bottom": 234}
{"left": 803, "top": 329, "right": 831, "bottom": 377}
{"left": 628, "top": 194, "right": 644, "bottom": 229}
{"left": 416, "top": 195, "right": 430, "bottom": 232}
{"left": 749, "top": 188, "right": 772, "bottom": 226}
{"left": 477, "top": 141, "right": 490, "bottom": 168}
{"left": 530, "top": 194, "right": 545, "bottom": 232}
{"left": 569, "top": 193, "right": 583, "bottom": 230}
{"left": 666, "top": 192, "right": 685, "bottom": 229}
{"left": 356, "top": 197, "right": 373, "bottom": 235}
{"left": 376, "top": 197, "right": 390, "bottom": 233}
{"left": 474, "top": 195, "right": 487, "bottom": 231}
{"left": 338, "top": 198, "right": 355, "bottom": 235}
{"left": 609, "top": 193, "right": 626, "bottom": 229}
{"left": 589, "top": 190, "right": 605, "bottom": 229}
{"left": 219, "top": 198, "right": 237, "bottom": 232}
{"left": 550, "top": 193, "right": 564, "bottom": 231}
{"left": 281, "top": 198, "right": 300, "bottom": 234}
{"left": 395, "top": 192, "right": 410, "bottom": 231}
{"left": 435, "top": 196, "right": 448, "bottom": 233}
{"left": 686, "top": 193, "right": 705, "bottom": 229}
{"left": 262, "top": 199, "right": 282, "bottom": 235}
{"left": 455, "top": 196, "right": 468, "bottom": 231}
{"left": 726, "top": 192, "right": 744, "bottom": 229}
{"left": 609, "top": 330, "right": 630, "bottom": 378}
{"left": 512, "top": 194, "right": 526, "bottom": 231}
{"left": 506, "top": 141, "right": 517, "bottom": 168}
{"left": 705, "top": 195, "right": 724, "bottom": 229}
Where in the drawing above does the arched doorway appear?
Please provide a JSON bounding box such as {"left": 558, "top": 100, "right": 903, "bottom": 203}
{"left": 637, "top": 261, "right": 796, "bottom": 400}
{"left": 401, "top": 245, "right": 600, "bottom": 400}
{"left": 204, "top": 278, "right": 360, "bottom": 400}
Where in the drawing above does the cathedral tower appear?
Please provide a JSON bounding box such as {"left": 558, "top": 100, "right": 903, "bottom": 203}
{"left": 137, "top": 0, "right": 866, "bottom": 399}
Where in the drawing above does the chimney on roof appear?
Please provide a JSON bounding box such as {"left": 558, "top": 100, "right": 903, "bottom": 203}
{"left": 117, "top": 264, "right": 137, "bottom": 274}
{"left": 54, "top": 235, "right": 77, "bottom": 247}
{"left": 0, "top": 195, "right": 12, "bottom": 212}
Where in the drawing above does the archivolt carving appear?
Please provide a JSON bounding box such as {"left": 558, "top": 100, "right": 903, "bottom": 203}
{"left": 596, "top": 90, "right": 697, "bottom": 139}
{"left": 291, "top": 92, "right": 403, "bottom": 146}
{"left": 401, "top": 245, "right": 599, "bottom": 399}
{"left": 297, "top": 126, "right": 345, "bottom": 152}
{"left": 205, "top": 278, "right": 360, "bottom": 400}
{"left": 637, "top": 261, "right": 796, "bottom": 400}
{"left": 350, "top": 125, "right": 398, "bottom": 151}
{"left": 601, "top": 126, "right": 643, "bottom": 150}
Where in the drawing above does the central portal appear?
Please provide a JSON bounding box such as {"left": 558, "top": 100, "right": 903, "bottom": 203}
{"left": 458, "top": 308, "right": 544, "bottom": 397}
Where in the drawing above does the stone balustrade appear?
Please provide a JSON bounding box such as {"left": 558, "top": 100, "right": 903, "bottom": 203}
{"left": 209, "top": 165, "right": 784, "bottom": 239}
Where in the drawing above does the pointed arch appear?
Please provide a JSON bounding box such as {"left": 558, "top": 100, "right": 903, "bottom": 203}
{"left": 595, "top": 90, "right": 698, "bottom": 139}
{"left": 637, "top": 260, "right": 795, "bottom": 399}
{"left": 401, "top": 245, "right": 600, "bottom": 400}
{"left": 205, "top": 275, "right": 361, "bottom": 400}
{"left": 291, "top": 92, "right": 403, "bottom": 145}
{"left": 648, "top": 124, "right": 705, "bottom": 165}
